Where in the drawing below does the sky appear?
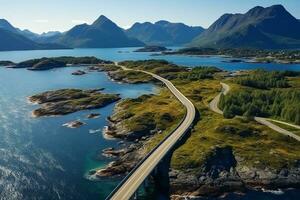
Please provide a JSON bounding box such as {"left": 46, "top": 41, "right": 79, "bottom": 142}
{"left": 1, "top": 0, "right": 300, "bottom": 33}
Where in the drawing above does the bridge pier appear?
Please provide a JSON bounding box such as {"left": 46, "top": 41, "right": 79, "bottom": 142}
{"left": 143, "top": 176, "right": 150, "bottom": 188}
{"left": 151, "top": 154, "right": 172, "bottom": 200}
{"left": 130, "top": 191, "right": 138, "bottom": 200}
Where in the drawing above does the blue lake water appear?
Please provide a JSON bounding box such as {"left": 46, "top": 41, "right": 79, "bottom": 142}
{"left": 0, "top": 47, "right": 300, "bottom": 71}
{"left": 0, "top": 48, "right": 299, "bottom": 200}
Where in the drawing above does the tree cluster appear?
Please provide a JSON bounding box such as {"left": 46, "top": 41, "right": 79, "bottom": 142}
{"left": 219, "top": 89, "right": 300, "bottom": 125}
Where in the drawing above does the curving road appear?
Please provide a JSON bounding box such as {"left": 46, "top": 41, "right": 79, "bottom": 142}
{"left": 210, "top": 82, "right": 300, "bottom": 142}
{"left": 107, "top": 63, "right": 196, "bottom": 200}
{"left": 209, "top": 82, "right": 230, "bottom": 114}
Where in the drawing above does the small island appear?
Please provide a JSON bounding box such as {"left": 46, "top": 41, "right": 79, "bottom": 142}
{"left": 63, "top": 120, "right": 85, "bottom": 128}
{"left": 4, "top": 56, "right": 112, "bottom": 70}
{"left": 29, "top": 88, "right": 120, "bottom": 117}
{"left": 0, "top": 60, "right": 15, "bottom": 66}
{"left": 134, "top": 46, "right": 169, "bottom": 52}
{"left": 72, "top": 70, "right": 86, "bottom": 75}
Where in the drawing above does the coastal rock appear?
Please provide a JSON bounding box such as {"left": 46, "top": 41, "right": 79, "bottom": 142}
{"left": 72, "top": 70, "right": 86, "bottom": 75}
{"left": 102, "top": 147, "right": 131, "bottom": 158}
{"left": 62, "top": 120, "right": 85, "bottom": 128}
{"left": 170, "top": 146, "right": 245, "bottom": 197}
{"left": 170, "top": 146, "right": 300, "bottom": 197}
{"left": 87, "top": 113, "right": 101, "bottom": 119}
{"left": 95, "top": 143, "right": 145, "bottom": 177}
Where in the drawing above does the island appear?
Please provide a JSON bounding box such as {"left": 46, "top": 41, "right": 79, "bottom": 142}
{"left": 134, "top": 46, "right": 170, "bottom": 52}
{"left": 0, "top": 60, "right": 15, "bottom": 66}
{"left": 63, "top": 120, "right": 85, "bottom": 128}
{"left": 72, "top": 70, "right": 86, "bottom": 75}
{"left": 28, "top": 88, "right": 120, "bottom": 117}
{"left": 164, "top": 47, "right": 300, "bottom": 64}
{"left": 3, "top": 56, "right": 112, "bottom": 70}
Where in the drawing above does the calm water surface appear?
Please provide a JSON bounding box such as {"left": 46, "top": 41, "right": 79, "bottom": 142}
{"left": 0, "top": 66, "right": 156, "bottom": 200}
{"left": 0, "top": 47, "right": 299, "bottom": 71}
{"left": 0, "top": 48, "right": 299, "bottom": 200}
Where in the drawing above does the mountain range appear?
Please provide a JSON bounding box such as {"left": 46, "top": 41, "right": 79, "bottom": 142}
{"left": 56, "top": 15, "right": 143, "bottom": 48}
{"left": 0, "top": 4, "right": 300, "bottom": 51}
{"left": 126, "top": 21, "right": 204, "bottom": 46}
{"left": 0, "top": 19, "right": 66, "bottom": 51}
{"left": 191, "top": 5, "right": 300, "bottom": 49}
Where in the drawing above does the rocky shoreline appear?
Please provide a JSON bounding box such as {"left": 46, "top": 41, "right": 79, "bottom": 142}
{"left": 95, "top": 100, "right": 300, "bottom": 198}
{"left": 97, "top": 130, "right": 300, "bottom": 197}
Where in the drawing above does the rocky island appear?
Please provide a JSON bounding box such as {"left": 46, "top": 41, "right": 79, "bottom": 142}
{"left": 29, "top": 88, "right": 120, "bottom": 117}
{"left": 4, "top": 56, "right": 112, "bottom": 70}
{"left": 72, "top": 70, "right": 86, "bottom": 75}
{"left": 0, "top": 60, "right": 15, "bottom": 66}
{"left": 134, "top": 46, "right": 170, "bottom": 52}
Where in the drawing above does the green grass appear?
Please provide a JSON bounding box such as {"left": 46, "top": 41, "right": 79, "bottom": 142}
{"left": 110, "top": 70, "right": 154, "bottom": 83}
{"left": 114, "top": 60, "right": 300, "bottom": 173}
{"left": 111, "top": 88, "right": 185, "bottom": 145}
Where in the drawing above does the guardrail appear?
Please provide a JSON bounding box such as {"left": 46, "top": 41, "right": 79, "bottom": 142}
{"left": 105, "top": 109, "right": 188, "bottom": 200}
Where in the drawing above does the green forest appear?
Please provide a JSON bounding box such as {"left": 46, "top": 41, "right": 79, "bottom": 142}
{"left": 219, "top": 70, "right": 300, "bottom": 125}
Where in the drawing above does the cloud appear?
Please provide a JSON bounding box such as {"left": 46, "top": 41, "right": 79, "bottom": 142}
{"left": 71, "top": 20, "right": 88, "bottom": 24}
{"left": 34, "top": 19, "right": 49, "bottom": 23}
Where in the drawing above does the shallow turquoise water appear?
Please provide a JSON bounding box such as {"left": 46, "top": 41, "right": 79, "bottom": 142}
{"left": 0, "top": 48, "right": 300, "bottom": 200}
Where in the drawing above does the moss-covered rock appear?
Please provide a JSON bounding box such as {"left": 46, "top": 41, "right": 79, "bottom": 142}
{"left": 29, "top": 89, "right": 120, "bottom": 117}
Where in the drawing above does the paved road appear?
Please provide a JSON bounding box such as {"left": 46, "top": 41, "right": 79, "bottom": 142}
{"left": 209, "top": 82, "right": 230, "bottom": 114}
{"left": 108, "top": 63, "right": 196, "bottom": 200}
{"left": 266, "top": 118, "right": 300, "bottom": 130}
{"left": 255, "top": 117, "right": 300, "bottom": 141}
{"left": 210, "top": 82, "right": 300, "bottom": 142}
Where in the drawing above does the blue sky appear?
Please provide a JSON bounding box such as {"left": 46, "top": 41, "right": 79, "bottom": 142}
{"left": 1, "top": 0, "right": 300, "bottom": 33}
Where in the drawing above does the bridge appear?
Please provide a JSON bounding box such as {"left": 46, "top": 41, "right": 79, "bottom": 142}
{"left": 105, "top": 63, "right": 196, "bottom": 200}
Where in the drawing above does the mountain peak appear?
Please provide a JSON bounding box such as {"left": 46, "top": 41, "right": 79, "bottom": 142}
{"left": 155, "top": 20, "right": 170, "bottom": 26}
{"left": 246, "top": 4, "right": 291, "bottom": 19}
{"left": 92, "top": 15, "right": 113, "bottom": 26}
{"left": 0, "top": 19, "right": 16, "bottom": 32}
{"left": 267, "top": 4, "right": 292, "bottom": 17}
{"left": 268, "top": 4, "right": 286, "bottom": 11}
{"left": 191, "top": 4, "right": 300, "bottom": 49}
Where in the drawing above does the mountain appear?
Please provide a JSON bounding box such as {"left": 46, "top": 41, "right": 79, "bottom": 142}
{"left": 0, "top": 19, "right": 17, "bottom": 33}
{"left": 0, "top": 19, "right": 40, "bottom": 39}
{"left": 126, "top": 20, "right": 204, "bottom": 46}
{"left": 191, "top": 5, "right": 300, "bottom": 49}
{"left": 33, "top": 31, "right": 63, "bottom": 44}
{"left": 0, "top": 28, "right": 66, "bottom": 51}
{"left": 57, "top": 15, "right": 144, "bottom": 48}
{"left": 0, "top": 19, "right": 67, "bottom": 51}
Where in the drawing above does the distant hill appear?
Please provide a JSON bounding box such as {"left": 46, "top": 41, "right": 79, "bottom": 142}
{"left": 190, "top": 5, "right": 300, "bottom": 49}
{"left": 0, "top": 19, "right": 67, "bottom": 51}
{"left": 126, "top": 20, "right": 204, "bottom": 46}
{"left": 0, "top": 28, "right": 66, "bottom": 51}
{"left": 57, "top": 15, "right": 144, "bottom": 48}
{"left": 0, "top": 19, "right": 41, "bottom": 40}
{"left": 34, "top": 31, "right": 63, "bottom": 44}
